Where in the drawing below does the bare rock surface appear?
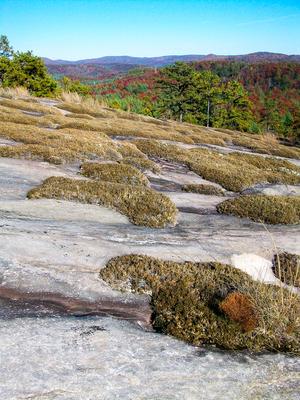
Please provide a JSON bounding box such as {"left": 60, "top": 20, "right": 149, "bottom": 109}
{"left": 0, "top": 105, "right": 300, "bottom": 398}
{"left": 0, "top": 155, "right": 299, "bottom": 301}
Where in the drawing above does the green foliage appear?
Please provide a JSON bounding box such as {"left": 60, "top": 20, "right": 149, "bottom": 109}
{"left": 157, "top": 62, "right": 255, "bottom": 130}
{"left": 103, "top": 93, "right": 151, "bottom": 114}
{"left": 0, "top": 35, "right": 57, "bottom": 97}
{"left": 213, "top": 80, "right": 255, "bottom": 131}
{"left": 0, "top": 35, "right": 14, "bottom": 57}
{"left": 60, "top": 76, "right": 90, "bottom": 95}
{"left": 156, "top": 62, "right": 198, "bottom": 122}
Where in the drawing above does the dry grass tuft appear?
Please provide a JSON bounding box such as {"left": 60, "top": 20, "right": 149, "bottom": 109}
{"left": 182, "top": 183, "right": 224, "bottom": 196}
{"left": 27, "top": 177, "right": 177, "bottom": 228}
{"left": 0, "top": 86, "right": 30, "bottom": 98}
{"left": 272, "top": 252, "right": 300, "bottom": 288}
{"left": 0, "top": 98, "right": 61, "bottom": 115}
{"left": 80, "top": 162, "right": 149, "bottom": 186}
{"left": 217, "top": 195, "right": 300, "bottom": 224}
{"left": 134, "top": 139, "right": 300, "bottom": 192}
{"left": 100, "top": 254, "right": 300, "bottom": 353}
{"left": 0, "top": 121, "right": 122, "bottom": 163}
{"left": 120, "top": 156, "right": 161, "bottom": 173}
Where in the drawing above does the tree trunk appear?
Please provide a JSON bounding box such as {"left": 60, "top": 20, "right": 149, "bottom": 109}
{"left": 179, "top": 112, "right": 183, "bottom": 123}
{"left": 207, "top": 100, "right": 210, "bottom": 127}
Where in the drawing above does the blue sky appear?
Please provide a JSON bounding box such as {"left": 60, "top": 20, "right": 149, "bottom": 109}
{"left": 0, "top": 0, "right": 299, "bottom": 59}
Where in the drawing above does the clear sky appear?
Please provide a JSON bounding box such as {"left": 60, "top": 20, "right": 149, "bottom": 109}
{"left": 0, "top": 0, "right": 299, "bottom": 60}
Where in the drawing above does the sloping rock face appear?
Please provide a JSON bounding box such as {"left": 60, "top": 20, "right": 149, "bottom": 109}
{"left": 0, "top": 97, "right": 299, "bottom": 399}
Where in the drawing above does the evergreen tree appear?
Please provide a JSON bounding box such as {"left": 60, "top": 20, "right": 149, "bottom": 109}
{"left": 156, "top": 62, "right": 197, "bottom": 122}
{"left": 213, "top": 80, "right": 255, "bottom": 131}
{"left": 0, "top": 35, "right": 14, "bottom": 57}
{"left": 0, "top": 36, "right": 58, "bottom": 96}
{"left": 192, "top": 70, "right": 221, "bottom": 127}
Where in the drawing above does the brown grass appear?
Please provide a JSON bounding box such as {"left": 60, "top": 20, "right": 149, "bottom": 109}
{"left": 0, "top": 121, "right": 125, "bottom": 163}
{"left": 272, "top": 252, "right": 300, "bottom": 287}
{"left": 182, "top": 183, "right": 224, "bottom": 196}
{"left": 27, "top": 177, "right": 177, "bottom": 228}
{"left": 80, "top": 162, "right": 149, "bottom": 186}
{"left": 0, "top": 98, "right": 61, "bottom": 115}
{"left": 120, "top": 156, "right": 161, "bottom": 173}
{"left": 217, "top": 195, "right": 300, "bottom": 224}
{"left": 134, "top": 139, "right": 300, "bottom": 192}
{"left": 0, "top": 86, "right": 30, "bottom": 98}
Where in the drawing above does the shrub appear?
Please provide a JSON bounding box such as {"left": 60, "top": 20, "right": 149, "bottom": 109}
{"left": 27, "top": 177, "right": 177, "bottom": 228}
{"left": 80, "top": 162, "right": 149, "bottom": 186}
{"left": 217, "top": 195, "right": 300, "bottom": 224}
{"left": 272, "top": 252, "right": 300, "bottom": 287}
{"left": 100, "top": 254, "right": 300, "bottom": 353}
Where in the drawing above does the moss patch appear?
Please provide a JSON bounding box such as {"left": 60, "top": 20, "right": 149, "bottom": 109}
{"left": 80, "top": 162, "right": 149, "bottom": 186}
{"left": 100, "top": 254, "right": 300, "bottom": 353}
{"left": 272, "top": 252, "right": 300, "bottom": 287}
{"left": 120, "top": 156, "right": 161, "bottom": 173}
{"left": 134, "top": 139, "right": 300, "bottom": 192}
{"left": 182, "top": 183, "right": 224, "bottom": 196}
{"left": 217, "top": 195, "right": 300, "bottom": 224}
{"left": 27, "top": 177, "right": 177, "bottom": 228}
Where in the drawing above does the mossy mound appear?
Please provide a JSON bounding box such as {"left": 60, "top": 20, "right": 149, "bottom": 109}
{"left": 217, "top": 195, "right": 300, "bottom": 224}
{"left": 100, "top": 254, "right": 300, "bottom": 353}
{"left": 182, "top": 183, "right": 224, "bottom": 196}
{"left": 27, "top": 177, "right": 177, "bottom": 228}
{"left": 134, "top": 139, "right": 300, "bottom": 192}
{"left": 120, "top": 156, "right": 161, "bottom": 173}
{"left": 272, "top": 252, "right": 300, "bottom": 287}
{"left": 80, "top": 162, "right": 149, "bottom": 186}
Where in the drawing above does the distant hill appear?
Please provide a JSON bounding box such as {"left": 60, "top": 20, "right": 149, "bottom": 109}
{"left": 44, "top": 52, "right": 300, "bottom": 80}
{"left": 44, "top": 52, "right": 300, "bottom": 67}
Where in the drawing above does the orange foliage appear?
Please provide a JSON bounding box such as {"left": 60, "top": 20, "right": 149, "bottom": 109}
{"left": 220, "top": 292, "right": 258, "bottom": 332}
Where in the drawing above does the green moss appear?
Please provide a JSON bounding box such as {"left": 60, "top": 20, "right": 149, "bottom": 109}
{"left": 27, "top": 177, "right": 177, "bottom": 228}
{"left": 80, "top": 162, "right": 149, "bottom": 186}
{"left": 100, "top": 254, "right": 300, "bottom": 353}
{"left": 182, "top": 184, "right": 224, "bottom": 196}
{"left": 272, "top": 252, "right": 300, "bottom": 287}
{"left": 217, "top": 195, "right": 300, "bottom": 224}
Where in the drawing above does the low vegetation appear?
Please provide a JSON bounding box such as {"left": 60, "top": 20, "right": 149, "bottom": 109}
{"left": 0, "top": 98, "right": 60, "bottom": 115}
{"left": 119, "top": 156, "right": 161, "bottom": 173}
{"left": 100, "top": 254, "right": 300, "bottom": 353}
{"left": 231, "top": 134, "right": 300, "bottom": 159}
{"left": 27, "top": 177, "right": 177, "bottom": 228}
{"left": 80, "top": 162, "right": 149, "bottom": 186}
{"left": 272, "top": 252, "right": 300, "bottom": 287}
{"left": 134, "top": 139, "right": 300, "bottom": 191}
{"left": 0, "top": 120, "right": 138, "bottom": 164}
{"left": 217, "top": 195, "right": 300, "bottom": 224}
{"left": 182, "top": 183, "right": 224, "bottom": 196}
